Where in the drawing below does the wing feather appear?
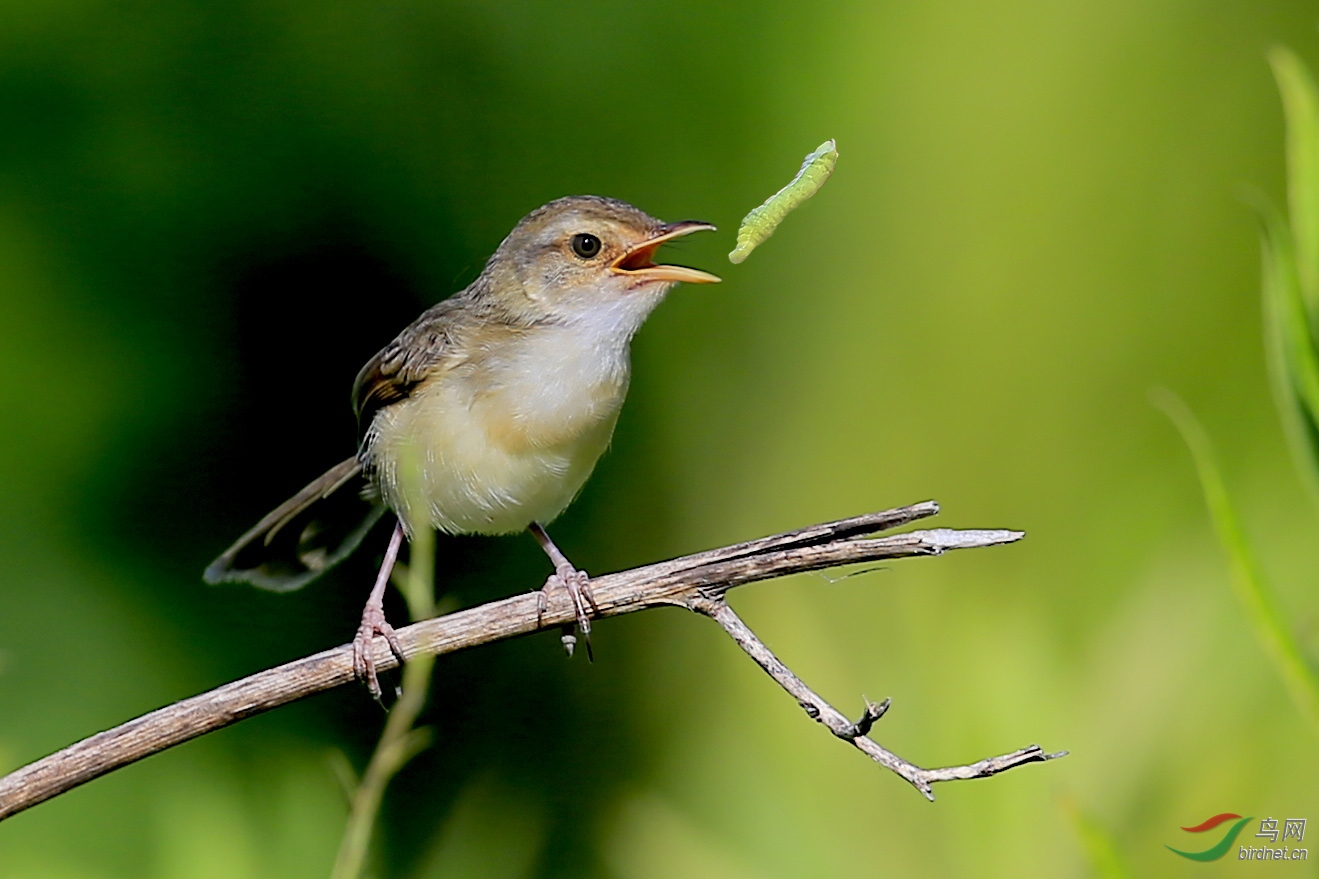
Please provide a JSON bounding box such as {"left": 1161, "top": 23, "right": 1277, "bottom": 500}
{"left": 351, "top": 297, "right": 466, "bottom": 434}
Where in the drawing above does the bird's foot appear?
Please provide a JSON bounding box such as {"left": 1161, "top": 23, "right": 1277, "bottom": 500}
{"left": 352, "top": 600, "right": 406, "bottom": 703}
{"left": 540, "top": 564, "right": 597, "bottom": 659}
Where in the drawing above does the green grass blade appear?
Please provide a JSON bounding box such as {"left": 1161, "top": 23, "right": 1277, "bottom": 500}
{"left": 1258, "top": 204, "right": 1319, "bottom": 500}
{"left": 1263, "top": 48, "right": 1319, "bottom": 503}
{"left": 1270, "top": 47, "right": 1319, "bottom": 321}
{"left": 331, "top": 443, "right": 438, "bottom": 879}
{"left": 1152, "top": 389, "right": 1319, "bottom": 734}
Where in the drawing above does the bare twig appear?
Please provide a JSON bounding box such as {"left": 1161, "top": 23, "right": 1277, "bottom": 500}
{"left": 0, "top": 501, "right": 1064, "bottom": 821}
{"left": 691, "top": 598, "right": 1066, "bottom": 800}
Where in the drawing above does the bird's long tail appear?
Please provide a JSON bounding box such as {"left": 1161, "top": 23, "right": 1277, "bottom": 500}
{"left": 204, "top": 456, "right": 386, "bottom": 592}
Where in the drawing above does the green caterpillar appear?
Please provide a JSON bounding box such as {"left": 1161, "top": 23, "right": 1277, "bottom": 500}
{"left": 729, "top": 139, "right": 838, "bottom": 264}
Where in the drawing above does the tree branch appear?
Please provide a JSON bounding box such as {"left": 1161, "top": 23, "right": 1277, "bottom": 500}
{"left": 691, "top": 597, "right": 1065, "bottom": 800}
{"left": 0, "top": 501, "right": 1064, "bottom": 821}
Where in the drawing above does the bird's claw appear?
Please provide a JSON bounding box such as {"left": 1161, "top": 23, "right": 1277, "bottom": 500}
{"left": 352, "top": 602, "right": 406, "bottom": 702}
{"left": 541, "top": 565, "right": 596, "bottom": 659}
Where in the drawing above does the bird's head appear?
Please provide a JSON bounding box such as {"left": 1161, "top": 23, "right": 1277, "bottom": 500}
{"left": 483, "top": 195, "right": 720, "bottom": 328}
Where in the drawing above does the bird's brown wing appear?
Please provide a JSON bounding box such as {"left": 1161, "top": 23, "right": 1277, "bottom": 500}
{"left": 352, "top": 298, "right": 465, "bottom": 436}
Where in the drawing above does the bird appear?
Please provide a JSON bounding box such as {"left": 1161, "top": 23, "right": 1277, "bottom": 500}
{"left": 204, "top": 195, "right": 720, "bottom": 698}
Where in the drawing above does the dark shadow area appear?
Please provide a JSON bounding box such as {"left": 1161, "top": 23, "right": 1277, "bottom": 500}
{"left": 72, "top": 217, "right": 678, "bottom": 877}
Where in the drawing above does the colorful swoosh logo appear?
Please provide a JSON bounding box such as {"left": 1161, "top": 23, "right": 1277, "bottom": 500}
{"left": 1166, "top": 813, "right": 1253, "bottom": 861}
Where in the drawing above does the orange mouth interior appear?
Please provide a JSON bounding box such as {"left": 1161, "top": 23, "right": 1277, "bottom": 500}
{"left": 614, "top": 240, "right": 665, "bottom": 272}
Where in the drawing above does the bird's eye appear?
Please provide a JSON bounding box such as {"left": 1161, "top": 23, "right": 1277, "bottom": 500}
{"left": 570, "top": 233, "right": 602, "bottom": 259}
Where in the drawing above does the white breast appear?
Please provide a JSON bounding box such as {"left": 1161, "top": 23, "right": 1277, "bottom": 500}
{"left": 363, "top": 317, "right": 634, "bottom": 536}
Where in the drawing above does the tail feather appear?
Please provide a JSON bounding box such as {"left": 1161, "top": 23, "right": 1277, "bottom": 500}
{"left": 204, "top": 457, "right": 386, "bottom": 592}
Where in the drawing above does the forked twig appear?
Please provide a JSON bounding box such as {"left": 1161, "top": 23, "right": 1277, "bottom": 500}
{"left": 691, "top": 597, "right": 1064, "bottom": 800}
{"left": 0, "top": 501, "right": 1064, "bottom": 821}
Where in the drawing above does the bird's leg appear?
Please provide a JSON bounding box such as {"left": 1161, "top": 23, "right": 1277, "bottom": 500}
{"left": 529, "top": 522, "right": 597, "bottom": 659}
{"left": 352, "top": 519, "right": 407, "bottom": 701}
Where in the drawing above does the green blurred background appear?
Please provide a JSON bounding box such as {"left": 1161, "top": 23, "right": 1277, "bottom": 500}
{"left": 1, "top": 1, "right": 1317, "bottom": 876}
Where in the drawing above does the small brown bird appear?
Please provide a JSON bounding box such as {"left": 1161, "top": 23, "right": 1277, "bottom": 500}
{"left": 205, "top": 196, "right": 719, "bottom": 696}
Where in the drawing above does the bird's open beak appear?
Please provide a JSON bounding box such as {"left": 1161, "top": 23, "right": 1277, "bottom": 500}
{"left": 611, "top": 221, "right": 721, "bottom": 285}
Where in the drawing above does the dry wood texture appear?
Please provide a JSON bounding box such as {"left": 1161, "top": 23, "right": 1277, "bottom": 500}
{"left": 0, "top": 501, "right": 1065, "bottom": 821}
